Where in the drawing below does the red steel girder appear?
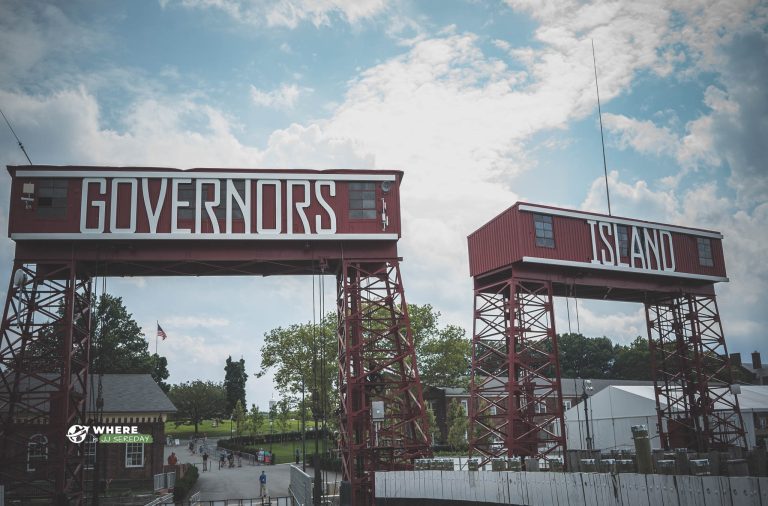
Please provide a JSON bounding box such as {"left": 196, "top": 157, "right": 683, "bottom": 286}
{"left": 646, "top": 293, "right": 746, "bottom": 451}
{"left": 0, "top": 261, "right": 92, "bottom": 505}
{"left": 337, "top": 259, "right": 431, "bottom": 506}
{"left": 469, "top": 276, "right": 566, "bottom": 469}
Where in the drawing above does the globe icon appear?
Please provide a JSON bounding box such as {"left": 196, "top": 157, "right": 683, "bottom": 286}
{"left": 66, "top": 425, "right": 89, "bottom": 444}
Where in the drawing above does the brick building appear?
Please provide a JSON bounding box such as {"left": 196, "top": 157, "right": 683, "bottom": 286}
{"left": 84, "top": 374, "right": 176, "bottom": 493}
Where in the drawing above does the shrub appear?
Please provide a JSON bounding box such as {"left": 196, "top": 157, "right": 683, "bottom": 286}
{"left": 173, "top": 464, "right": 199, "bottom": 502}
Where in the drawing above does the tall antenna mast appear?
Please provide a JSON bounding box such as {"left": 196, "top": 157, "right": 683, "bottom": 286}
{"left": 0, "top": 108, "right": 33, "bottom": 165}
{"left": 591, "top": 39, "right": 611, "bottom": 216}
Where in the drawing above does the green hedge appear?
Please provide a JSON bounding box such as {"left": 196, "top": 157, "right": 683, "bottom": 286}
{"left": 173, "top": 464, "right": 199, "bottom": 502}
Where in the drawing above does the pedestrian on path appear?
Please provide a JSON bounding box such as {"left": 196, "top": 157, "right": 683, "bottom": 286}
{"left": 202, "top": 452, "right": 208, "bottom": 472}
{"left": 259, "top": 470, "right": 267, "bottom": 497}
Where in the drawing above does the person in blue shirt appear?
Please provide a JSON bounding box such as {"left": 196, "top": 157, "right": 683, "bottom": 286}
{"left": 259, "top": 470, "right": 267, "bottom": 497}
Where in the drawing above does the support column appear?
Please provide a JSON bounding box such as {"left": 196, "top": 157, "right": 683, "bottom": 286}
{"left": 337, "top": 259, "right": 431, "bottom": 506}
{"left": 469, "top": 276, "right": 566, "bottom": 468}
{"left": 0, "top": 261, "right": 92, "bottom": 505}
{"left": 646, "top": 293, "right": 746, "bottom": 451}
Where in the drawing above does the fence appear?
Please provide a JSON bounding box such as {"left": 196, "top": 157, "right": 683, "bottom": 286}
{"left": 143, "top": 493, "right": 174, "bottom": 506}
{"left": 289, "top": 465, "right": 314, "bottom": 506}
{"left": 376, "top": 470, "right": 768, "bottom": 505}
{"left": 153, "top": 471, "right": 176, "bottom": 491}
{"left": 177, "top": 498, "right": 293, "bottom": 505}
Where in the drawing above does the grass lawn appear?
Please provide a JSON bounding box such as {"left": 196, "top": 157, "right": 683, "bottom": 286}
{"left": 165, "top": 419, "right": 320, "bottom": 438}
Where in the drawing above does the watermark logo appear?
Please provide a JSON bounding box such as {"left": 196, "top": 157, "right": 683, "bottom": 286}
{"left": 66, "top": 424, "right": 154, "bottom": 444}
{"left": 66, "top": 424, "right": 90, "bottom": 443}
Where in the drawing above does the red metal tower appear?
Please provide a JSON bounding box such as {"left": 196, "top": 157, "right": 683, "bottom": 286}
{"left": 337, "top": 259, "right": 432, "bottom": 506}
{"left": 0, "top": 261, "right": 92, "bottom": 504}
{"left": 646, "top": 293, "right": 746, "bottom": 451}
{"left": 469, "top": 275, "right": 566, "bottom": 467}
{"left": 467, "top": 202, "right": 746, "bottom": 462}
{"left": 1, "top": 166, "right": 430, "bottom": 504}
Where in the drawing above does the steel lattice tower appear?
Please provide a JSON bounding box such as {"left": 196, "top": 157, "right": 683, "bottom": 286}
{"left": 646, "top": 293, "right": 746, "bottom": 451}
{"left": 0, "top": 262, "right": 92, "bottom": 504}
{"left": 337, "top": 259, "right": 432, "bottom": 506}
{"left": 469, "top": 276, "right": 566, "bottom": 468}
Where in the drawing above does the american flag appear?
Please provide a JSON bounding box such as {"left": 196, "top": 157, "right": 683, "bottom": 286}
{"left": 157, "top": 323, "right": 167, "bottom": 340}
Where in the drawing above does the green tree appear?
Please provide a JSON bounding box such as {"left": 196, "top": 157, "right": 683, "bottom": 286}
{"left": 257, "top": 313, "right": 337, "bottom": 424}
{"left": 168, "top": 380, "right": 227, "bottom": 435}
{"left": 557, "top": 333, "right": 615, "bottom": 378}
{"left": 231, "top": 399, "right": 246, "bottom": 437}
{"left": 27, "top": 293, "right": 169, "bottom": 389}
{"left": 408, "top": 303, "right": 440, "bottom": 349}
{"left": 446, "top": 399, "right": 468, "bottom": 451}
{"left": 419, "top": 324, "right": 470, "bottom": 388}
{"left": 224, "top": 356, "right": 248, "bottom": 414}
{"left": 246, "top": 404, "right": 266, "bottom": 436}
{"left": 151, "top": 354, "right": 171, "bottom": 392}
{"left": 276, "top": 399, "right": 292, "bottom": 439}
{"left": 610, "top": 337, "right": 652, "bottom": 380}
{"left": 91, "top": 294, "right": 156, "bottom": 374}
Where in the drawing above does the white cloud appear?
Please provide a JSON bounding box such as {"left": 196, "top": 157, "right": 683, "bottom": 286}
{"left": 602, "top": 112, "right": 721, "bottom": 179}
{"left": 554, "top": 300, "right": 646, "bottom": 344}
{"left": 250, "top": 83, "right": 309, "bottom": 109}
{"left": 602, "top": 114, "right": 678, "bottom": 157}
{"left": 0, "top": 1, "right": 105, "bottom": 87}
{"left": 164, "top": 316, "right": 231, "bottom": 328}
{"left": 581, "top": 172, "right": 768, "bottom": 349}
{"left": 165, "top": 0, "right": 388, "bottom": 28}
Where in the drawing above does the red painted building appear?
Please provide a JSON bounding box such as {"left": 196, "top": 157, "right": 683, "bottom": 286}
{"left": 466, "top": 202, "right": 744, "bottom": 467}
{"left": 468, "top": 202, "right": 727, "bottom": 300}
{"left": 1, "top": 165, "right": 429, "bottom": 506}
{"left": 6, "top": 165, "right": 404, "bottom": 275}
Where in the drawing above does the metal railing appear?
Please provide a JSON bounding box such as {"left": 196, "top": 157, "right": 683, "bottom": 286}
{"left": 153, "top": 471, "right": 176, "bottom": 491}
{"left": 178, "top": 498, "right": 293, "bottom": 505}
{"left": 143, "top": 493, "right": 174, "bottom": 506}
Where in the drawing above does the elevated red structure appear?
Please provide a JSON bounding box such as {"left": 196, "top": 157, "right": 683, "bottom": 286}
{"left": 0, "top": 166, "right": 431, "bottom": 505}
{"left": 467, "top": 202, "right": 745, "bottom": 467}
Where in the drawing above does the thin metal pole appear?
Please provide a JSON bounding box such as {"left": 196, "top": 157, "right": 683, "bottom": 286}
{"left": 592, "top": 39, "right": 612, "bottom": 216}
{"left": 582, "top": 381, "right": 592, "bottom": 450}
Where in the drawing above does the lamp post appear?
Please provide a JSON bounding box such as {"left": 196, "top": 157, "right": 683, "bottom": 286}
{"left": 580, "top": 379, "right": 594, "bottom": 450}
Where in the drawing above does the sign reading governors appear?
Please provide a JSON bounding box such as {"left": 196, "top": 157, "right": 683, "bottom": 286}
{"left": 55, "top": 170, "right": 398, "bottom": 240}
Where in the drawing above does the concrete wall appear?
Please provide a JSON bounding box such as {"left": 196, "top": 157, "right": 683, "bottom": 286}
{"left": 376, "top": 471, "right": 768, "bottom": 505}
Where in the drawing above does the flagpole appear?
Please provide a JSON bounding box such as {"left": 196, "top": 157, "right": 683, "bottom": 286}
{"left": 155, "top": 320, "right": 158, "bottom": 356}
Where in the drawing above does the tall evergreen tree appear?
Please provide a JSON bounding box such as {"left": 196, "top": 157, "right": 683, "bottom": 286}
{"left": 224, "top": 355, "right": 248, "bottom": 414}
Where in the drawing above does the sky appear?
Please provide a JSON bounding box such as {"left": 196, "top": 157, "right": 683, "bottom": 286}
{"left": 0, "top": 0, "right": 766, "bottom": 411}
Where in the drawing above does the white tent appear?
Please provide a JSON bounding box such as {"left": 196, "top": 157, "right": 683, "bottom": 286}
{"left": 563, "top": 384, "right": 768, "bottom": 450}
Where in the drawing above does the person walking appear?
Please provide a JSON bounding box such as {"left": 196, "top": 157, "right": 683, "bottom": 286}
{"left": 295, "top": 448, "right": 300, "bottom": 465}
{"left": 167, "top": 452, "right": 178, "bottom": 467}
{"left": 259, "top": 470, "right": 267, "bottom": 497}
{"left": 202, "top": 451, "right": 209, "bottom": 472}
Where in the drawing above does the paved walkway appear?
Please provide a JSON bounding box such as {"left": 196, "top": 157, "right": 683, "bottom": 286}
{"left": 165, "top": 440, "right": 293, "bottom": 501}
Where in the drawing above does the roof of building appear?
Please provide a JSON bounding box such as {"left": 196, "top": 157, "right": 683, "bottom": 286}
{"left": 434, "top": 377, "right": 655, "bottom": 398}
{"left": 1, "top": 373, "right": 175, "bottom": 415}
{"left": 567, "top": 384, "right": 768, "bottom": 415}
{"left": 87, "top": 374, "right": 176, "bottom": 414}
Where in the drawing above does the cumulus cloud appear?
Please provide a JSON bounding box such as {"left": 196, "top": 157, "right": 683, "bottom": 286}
{"left": 0, "top": 0, "right": 105, "bottom": 87}
{"left": 581, "top": 172, "right": 768, "bottom": 349}
{"left": 164, "top": 316, "right": 231, "bottom": 328}
{"left": 163, "top": 0, "right": 388, "bottom": 28}
{"left": 249, "top": 83, "right": 309, "bottom": 109}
